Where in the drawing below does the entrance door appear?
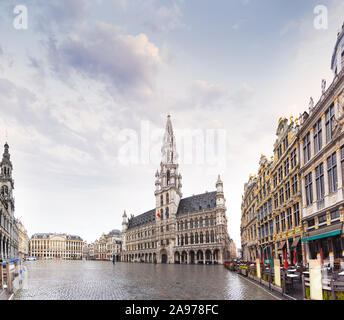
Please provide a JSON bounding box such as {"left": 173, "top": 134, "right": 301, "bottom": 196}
{"left": 161, "top": 254, "right": 167, "bottom": 264}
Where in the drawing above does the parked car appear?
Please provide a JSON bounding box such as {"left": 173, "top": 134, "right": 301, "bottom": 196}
{"left": 26, "top": 256, "right": 36, "bottom": 261}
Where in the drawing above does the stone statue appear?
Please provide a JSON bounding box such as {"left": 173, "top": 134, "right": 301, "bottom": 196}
{"left": 309, "top": 97, "right": 314, "bottom": 112}
{"left": 321, "top": 79, "right": 326, "bottom": 94}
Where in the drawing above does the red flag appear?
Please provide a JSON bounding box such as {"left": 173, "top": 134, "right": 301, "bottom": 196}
{"left": 284, "top": 248, "right": 288, "bottom": 269}
{"left": 157, "top": 211, "right": 161, "bottom": 218}
{"left": 293, "top": 248, "right": 296, "bottom": 265}
{"left": 320, "top": 248, "right": 323, "bottom": 265}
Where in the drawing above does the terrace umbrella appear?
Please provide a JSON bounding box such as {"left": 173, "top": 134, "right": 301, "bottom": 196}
{"left": 284, "top": 248, "right": 288, "bottom": 269}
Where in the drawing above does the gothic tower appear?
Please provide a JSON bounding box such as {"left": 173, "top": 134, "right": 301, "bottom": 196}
{"left": 155, "top": 115, "right": 182, "bottom": 221}
{"left": 0, "top": 143, "right": 15, "bottom": 216}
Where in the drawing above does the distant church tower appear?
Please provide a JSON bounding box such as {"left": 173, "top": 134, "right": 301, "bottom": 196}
{"left": 0, "top": 143, "right": 15, "bottom": 216}
{"left": 155, "top": 115, "right": 182, "bottom": 221}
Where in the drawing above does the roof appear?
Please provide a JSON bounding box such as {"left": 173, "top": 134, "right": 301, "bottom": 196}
{"left": 127, "top": 191, "right": 217, "bottom": 229}
{"left": 108, "top": 229, "right": 121, "bottom": 236}
{"left": 31, "top": 233, "right": 83, "bottom": 241}
{"left": 127, "top": 209, "right": 155, "bottom": 229}
{"left": 177, "top": 191, "right": 217, "bottom": 215}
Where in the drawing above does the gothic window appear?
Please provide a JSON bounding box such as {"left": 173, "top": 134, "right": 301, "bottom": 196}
{"left": 185, "top": 234, "right": 188, "bottom": 245}
{"left": 165, "top": 207, "right": 169, "bottom": 219}
{"left": 191, "top": 233, "right": 194, "bottom": 244}
{"left": 195, "top": 232, "right": 199, "bottom": 244}
{"left": 210, "top": 216, "right": 214, "bottom": 226}
{"left": 206, "top": 231, "right": 209, "bottom": 243}
{"left": 181, "top": 235, "right": 184, "bottom": 246}
{"left": 200, "top": 232, "right": 204, "bottom": 244}
{"left": 200, "top": 218, "right": 203, "bottom": 228}
{"left": 190, "top": 218, "right": 193, "bottom": 228}
{"left": 205, "top": 216, "right": 209, "bottom": 227}
{"left": 185, "top": 220, "right": 188, "bottom": 229}
{"left": 211, "top": 230, "right": 215, "bottom": 242}
{"left": 195, "top": 218, "right": 198, "bottom": 228}
{"left": 167, "top": 170, "right": 170, "bottom": 186}
{"left": 1, "top": 185, "right": 8, "bottom": 196}
{"left": 166, "top": 193, "right": 169, "bottom": 204}
{"left": 160, "top": 195, "right": 163, "bottom": 206}
{"left": 180, "top": 221, "right": 183, "bottom": 230}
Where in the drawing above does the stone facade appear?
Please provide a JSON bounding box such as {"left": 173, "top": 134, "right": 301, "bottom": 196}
{"left": 29, "top": 233, "right": 84, "bottom": 260}
{"left": 88, "top": 229, "right": 122, "bottom": 261}
{"left": 241, "top": 24, "right": 344, "bottom": 265}
{"left": 121, "top": 115, "right": 235, "bottom": 264}
{"left": 15, "top": 219, "right": 29, "bottom": 259}
{"left": 0, "top": 143, "right": 18, "bottom": 261}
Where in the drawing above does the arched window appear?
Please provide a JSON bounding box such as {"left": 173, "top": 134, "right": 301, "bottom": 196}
{"left": 200, "top": 232, "right": 203, "bottom": 244}
{"left": 160, "top": 195, "right": 163, "bottom": 206}
{"left": 185, "top": 233, "right": 188, "bottom": 245}
{"left": 167, "top": 170, "right": 170, "bottom": 185}
{"left": 185, "top": 220, "right": 188, "bottom": 230}
{"left": 210, "top": 216, "right": 215, "bottom": 226}
{"left": 200, "top": 217, "right": 203, "bottom": 227}
{"left": 195, "top": 218, "right": 198, "bottom": 228}
{"left": 181, "top": 234, "right": 184, "bottom": 246}
{"left": 177, "top": 235, "right": 180, "bottom": 246}
{"left": 206, "top": 231, "right": 209, "bottom": 243}
{"left": 190, "top": 233, "right": 194, "bottom": 244}
{"left": 180, "top": 221, "right": 184, "bottom": 230}
{"left": 190, "top": 218, "right": 193, "bottom": 229}
{"left": 195, "top": 232, "right": 199, "bottom": 244}
{"left": 166, "top": 193, "right": 169, "bottom": 204}
{"left": 211, "top": 230, "right": 215, "bottom": 242}
{"left": 1, "top": 185, "right": 8, "bottom": 196}
{"left": 205, "top": 216, "right": 209, "bottom": 227}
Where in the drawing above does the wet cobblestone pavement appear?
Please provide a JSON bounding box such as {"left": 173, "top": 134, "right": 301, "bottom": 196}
{"left": 14, "top": 260, "right": 278, "bottom": 300}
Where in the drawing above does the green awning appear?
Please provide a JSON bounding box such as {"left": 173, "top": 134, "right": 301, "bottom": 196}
{"left": 301, "top": 230, "right": 341, "bottom": 242}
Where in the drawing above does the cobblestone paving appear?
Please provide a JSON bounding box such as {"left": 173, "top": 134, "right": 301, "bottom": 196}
{"left": 14, "top": 260, "right": 278, "bottom": 300}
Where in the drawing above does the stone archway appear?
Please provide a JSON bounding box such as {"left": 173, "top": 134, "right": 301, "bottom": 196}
{"left": 160, "top": 249, "right": 168, "bottom": 264}
{"left": 197, "top": 250, "right": 204, "bottom": 264}
{"left": 189, "top": 250, "right": 195, "bottom": 264}
{"left": 205, "top": 249, "right": 212, "bottom": 264}
{"left": 174, "top": 251, "right": 181, "bottom": 264}
{"left": 181, "top": 251, "right": 188, "bottom": 264}
{"left": 213, "top": 249, "right": 220, "bottom": 264}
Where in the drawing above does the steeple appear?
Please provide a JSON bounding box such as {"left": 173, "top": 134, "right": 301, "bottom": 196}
{"left": 161, "top": 115, "right": 178, "bottom": 164}
{"left": 1, "top": 142, "right": 12, "bottom": 177}
{"left": 154, "top": 115, "right": 182, "bottom": 223}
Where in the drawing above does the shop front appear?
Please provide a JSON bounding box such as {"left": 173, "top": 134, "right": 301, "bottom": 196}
{"left": 301, "top": 223, "right": 344, "bottom": 267}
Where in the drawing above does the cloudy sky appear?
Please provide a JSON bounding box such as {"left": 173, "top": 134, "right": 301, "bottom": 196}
{"left": 0, "top": 0, "right": 343, "bottom": 246}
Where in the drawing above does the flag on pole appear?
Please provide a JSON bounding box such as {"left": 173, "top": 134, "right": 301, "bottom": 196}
{"left": 320, "top": 248, "right": 323, "bottom": 265}
{"left": 165, "top": 209, "right": 168, "bottom": 216}
{"left": 284, "top": 248, "right": 288, "bottom": 269}
{"left": 157, "top": 211, "right": 161, "bottom": 218}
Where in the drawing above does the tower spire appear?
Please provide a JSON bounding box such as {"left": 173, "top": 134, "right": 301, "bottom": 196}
{"left": 161, "top": 114, "right": 178, "bottom": 164}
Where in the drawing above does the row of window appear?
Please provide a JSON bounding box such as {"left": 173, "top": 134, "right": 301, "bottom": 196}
{"left": 258, "top": 203, "right": 300, "bottom": 239}
{"left": 177, "top": 230, "right": 216, "bottom": 245}
{"left": 307, "top": 209, "right": 340, "bottom": 227}
{"left": 304, "top": 147, "right": 344, "bottom": 206}
{"left": 177, "top": 216, "right": 215, "bottom": 230}
{"left": 303, "top": 104, "right": 335, "bottom": 164}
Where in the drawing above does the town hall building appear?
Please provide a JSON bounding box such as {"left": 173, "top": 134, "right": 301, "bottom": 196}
{"left": 121, "top": 115, "right": 236, "bottom": 264}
